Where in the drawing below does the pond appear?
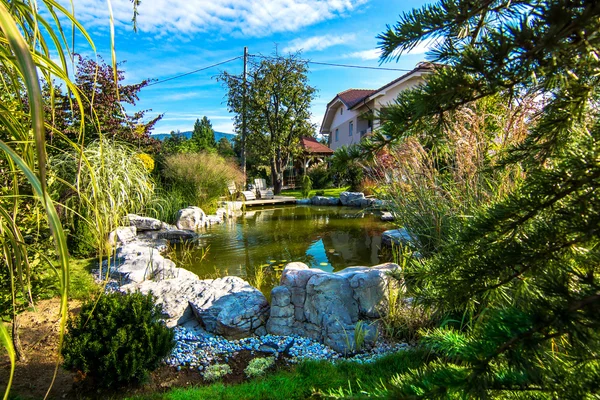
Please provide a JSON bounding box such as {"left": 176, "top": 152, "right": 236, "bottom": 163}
{"left": 175, "top": 205, "right": 393, "bottom": 284}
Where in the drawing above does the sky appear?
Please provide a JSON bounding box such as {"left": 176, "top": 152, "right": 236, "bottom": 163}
{"left": 55, "top": 0, "right": 432, "bottom": 135}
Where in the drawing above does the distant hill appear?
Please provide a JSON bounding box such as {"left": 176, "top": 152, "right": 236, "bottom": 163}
{"left": 151, "top": 131, "right": 236, "bottom": 144}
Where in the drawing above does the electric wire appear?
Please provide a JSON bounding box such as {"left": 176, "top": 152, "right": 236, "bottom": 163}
{"left": 145, "top": 56, "right": 242, "bottom": 87}
{"left": 146, "top": 53, "right": 412, "bottom": 87}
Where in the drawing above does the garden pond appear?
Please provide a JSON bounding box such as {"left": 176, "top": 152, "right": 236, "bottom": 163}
{"left": 172, "top": 205, "right": 393, "bottom": 286}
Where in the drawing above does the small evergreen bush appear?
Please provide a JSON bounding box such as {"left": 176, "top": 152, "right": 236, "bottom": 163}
{"left": 301, "top": 174, "right": 312, "bottom": 198}
{"left": 203, "top": 364, "right": 232, "bottom": 381}
{"left": 62, "top": 291, "right": 174, "bottom": 388}
{"left": 245, "top": 357, "right": 275, "bottom": 378}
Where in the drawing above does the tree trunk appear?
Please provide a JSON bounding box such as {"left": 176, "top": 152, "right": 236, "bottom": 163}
{"left": 271, "top": 160, "right": 283, "bottom": 194}
{"left": 13, "top": 314, "right": 26, "bottom": 362}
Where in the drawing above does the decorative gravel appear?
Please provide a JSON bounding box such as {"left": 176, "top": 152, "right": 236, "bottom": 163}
{"left": 165, "top": 326, "right": 409, "bottom": 371}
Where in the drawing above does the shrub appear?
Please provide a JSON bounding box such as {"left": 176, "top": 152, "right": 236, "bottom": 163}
{"left": 137, "top": 152, "right": 155, "bottom": 173}
{"left": 244, "top": 357, "right": 275, "bottom": 378}
{"left": 315, "top": 190, "right": 325, "bottom": 196}
{"left": 203, "top": 364, "right": 232, "bottom": 381}
{"left": 301, "top": 174, "right": 312, "bottom": 198}
{"left": 62, "top": 291, "right": 174, "bottom": 388}
{"left": 161, "top": 152, "right": 244, "bottom": 213}
{"left": 307, "top": 163, "right": 332, "bottom": 189}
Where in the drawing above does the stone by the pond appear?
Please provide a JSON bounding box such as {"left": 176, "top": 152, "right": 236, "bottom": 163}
{"left": 120, "top": 276, "right": 201, "bottom": 327}
{"left": 157, "top": 229, "right": 199, "bottom": 243}
{"left": 107, "top": 226, "right": 137, "bottom": 247}
{"left": 112, "top": 242, "right": 193, "bottom": 284}
{"left": 176, "top": 206, "right": 206, "bottom": 231}
{"left": 381, "top": 228, "right": 414, "bottom": 247}
{"left": 310, "top": 196, "right": 341, "bottom": 206}
{"left": 381, "top": 212, "right": 394, "bottom": 222}
{"left": 267, "top": 261, "right": 400, "bottom": 353}
{"left": 296, "top": 198, "right": 311, "bottom": 205}
{"left": 126, "top": 214, "right": 163, "bottom": 231}
{"left": 190, "top": 276, "right": 270, "bottom": 339}
{"left": 339, "top": 192, "right": 365, "bottom": 207}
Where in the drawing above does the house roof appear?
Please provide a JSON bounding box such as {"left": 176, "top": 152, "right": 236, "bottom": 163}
{"left": 300, "top": 136, "right": 334, "bottom": 155}
{"left": 337, "top": 89, "right": 377, "bottom": 109}
{"left": 348, "top": 62, "right": 437, "bottom": 110}
{"left": 320, "top": 62, "right": 439, "bottom": 134}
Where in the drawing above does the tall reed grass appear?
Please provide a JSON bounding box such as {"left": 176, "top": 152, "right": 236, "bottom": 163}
{"left": 161, "top": 152, "right": 244, "bottom": 214}
{"left": 372, "top": 96, "right": 534, "bottom": 257}
{"left": 0, "top": 1, "right": 96, "bottom": 397}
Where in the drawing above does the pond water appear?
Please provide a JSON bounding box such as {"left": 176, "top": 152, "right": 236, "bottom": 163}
{"left": 177, "top": 205, "right": 393, "bottom": 282}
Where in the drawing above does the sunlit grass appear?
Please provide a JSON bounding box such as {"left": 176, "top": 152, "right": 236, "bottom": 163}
{"left": 280, "top": 186, "right": 349, "bottom": 199}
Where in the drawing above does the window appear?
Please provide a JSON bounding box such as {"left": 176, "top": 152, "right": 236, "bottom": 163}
{"left": 335, "top": 128, "right": 339, "bottom": 142}
{"left": 340, "top": 107, "right": 343, "bottom": 115}
{"left": 349, "top": 121, "right": 353, "bottom": 136}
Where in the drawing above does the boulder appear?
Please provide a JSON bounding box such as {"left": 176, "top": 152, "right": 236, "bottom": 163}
{"left": 112, "top": 242, "right": 195, "bottom": 283}
{"left": 359, "top": 198, "right": 377, "bottom": 208}
{"left": 107, "top": 226, "right": 137, "bottom": 247}
{"left": 120, "top": 276, "right": 205, "bottom": 327}
{"left": 311, "top": 196, "right": 341, "bottom": 206}
{"left": 380, "top": 212, "right": 394, "bottom": 222}
{"left": 126, "top": 214, "right": 163, "bottom": 231}
{"left": 176, "top": 206, "right": 206, "bottom": 230}
{"left": 339, "top": 192, "right": 365, "bottom": 207}
{"left": 189, "top": 276, "right": 270, "bottom": 339}
{"left": 267, "top": 262, "right": 400, "bottom": 353}
{"left": 381, "top": 228, "right": 414, "bottom": 247}
{"left": 336, "top": 263, "right": 400, "bottom": 318}
{"left": 157, "top": 229, "right": 199, "bottom": 243}
{"left": 296, "top": 198, "right": 311, "bottom": 205}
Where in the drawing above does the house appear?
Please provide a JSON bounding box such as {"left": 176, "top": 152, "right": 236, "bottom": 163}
{"left": 320, "top": 62, "right": 435, "bottom": 151}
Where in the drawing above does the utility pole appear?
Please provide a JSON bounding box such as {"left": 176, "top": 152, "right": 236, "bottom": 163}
{"left": 241, "top": 46, "right": 248, "bottom": 184}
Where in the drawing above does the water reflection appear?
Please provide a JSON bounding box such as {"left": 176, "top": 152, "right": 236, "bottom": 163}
{"left": 184, "top": 205, "right": 390, "bottom": 279}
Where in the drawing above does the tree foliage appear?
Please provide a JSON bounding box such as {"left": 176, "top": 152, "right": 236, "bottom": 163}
{"left": 219, "top": 52, "right": 316, "bottom": 193}
{"left": 369, "top": 1, "right": 600, "bottom": 398}
{"left": 192, "top": 116, "right": 217, "bottom": 151}
{"left": 47, "top": 55, "right": 162, "bottom": 151}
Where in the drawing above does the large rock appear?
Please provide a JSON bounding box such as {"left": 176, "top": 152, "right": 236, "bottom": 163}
{"left": 111, "top": 242, "right": 196, "bottom": 284}
{"left": 107, "top": 226, "right": 137, "bottom": 247}
{"left": 126, "top": 214, "right": 163, "bottom": 231}
{"left": 311, "top": 196, "right": 341, "bottom": 206}
{"left": 190, "top": 276, "right": 270, "bottom": 338}
{"left": 336, "top": 264, "right": 400, "bottom": 318}
{"left": 121, "top": 276, "right": 204, "bottom": 327}
{"left": 267, "top": 262, "right": 400, "bottom": 353}
{"left": 381, "top": 228, "right": 414, "bottom": 247}
{"left": 340, "top": 192, "right": 366, "bottom": 207}
{"left": 121, "top": 276, "right": 269, "bottom": 335}
{"left": 176, "top": 206, "right": 206, "bottom": 231}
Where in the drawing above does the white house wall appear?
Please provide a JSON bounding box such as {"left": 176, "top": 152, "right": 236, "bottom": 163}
{"left": 329, "top": 104, "right": 360, "bottom": 150}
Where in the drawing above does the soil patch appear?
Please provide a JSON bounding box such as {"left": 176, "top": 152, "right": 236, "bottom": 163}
{"left": 1, "top": 298, "right": 294, "bottom": 400}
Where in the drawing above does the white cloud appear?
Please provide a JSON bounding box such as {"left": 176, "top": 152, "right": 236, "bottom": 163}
{"left": 59, "top": 0, "right": 369, "bottom": 38}
{"left": 345, "top": 39, "right": 440, "bottom": 61}
{"left": 283, "top": 33, "right": 356, "bottom": 53}
{"left": 346, "top": 49, "right": 380, "bottom": 60}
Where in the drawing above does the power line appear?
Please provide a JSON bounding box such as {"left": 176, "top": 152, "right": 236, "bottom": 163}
{"left": 145, "top": 56, "right": 242, "bottom": 87}
{"left": 249, "top": 54, "right": 412, "bottom": 72}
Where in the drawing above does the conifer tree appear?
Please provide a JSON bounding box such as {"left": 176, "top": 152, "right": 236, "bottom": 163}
{"left": 191, "top": 116, "right": 217, "bottom": 151}
{"left": 373, "top": 1, "right": 600, "bottom": 397}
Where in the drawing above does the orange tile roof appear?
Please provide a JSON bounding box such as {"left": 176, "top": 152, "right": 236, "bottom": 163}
{"left": 301, "top": 136, "right": 334, "bottom": 155}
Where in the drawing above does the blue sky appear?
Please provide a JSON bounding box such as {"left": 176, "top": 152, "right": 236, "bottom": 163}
{"left": 58, "top": 0, "right": 431, "bottom": 135}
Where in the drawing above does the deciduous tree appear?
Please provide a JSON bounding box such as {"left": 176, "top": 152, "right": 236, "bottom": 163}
{"left": 219, "top": 52, "right": 316, "bottom": 193}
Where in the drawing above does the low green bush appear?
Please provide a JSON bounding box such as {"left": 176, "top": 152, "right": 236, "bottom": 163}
{"left": 62, "top": 291, "right": 174, "bottom": 388}
{"left": 203, "top": 364, "right": 232, "bottom": 381}
{"left": 306, "top": 163, "right": 332, "bottom": 189}
{"left": 245, "top": 357, "right": 275, "bottom": 378}
{"left": 301, "top": 174, "right": 312, "bottom": 198}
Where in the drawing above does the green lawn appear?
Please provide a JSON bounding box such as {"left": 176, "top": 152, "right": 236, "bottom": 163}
{"left": 280, "top": 186, "right": 349, "bottom": 199}
{"left": 126, "top": 350, "right": 428, "bottom": 400}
